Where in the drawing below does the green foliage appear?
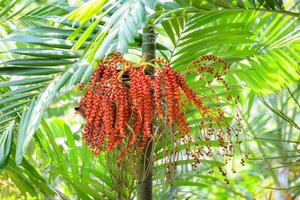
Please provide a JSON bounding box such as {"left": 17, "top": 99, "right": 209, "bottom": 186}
{"left": 0, "top": 0, "right": 299, "bottom": 199}
{"left": 158, "top": 2, "right": 300, "bottom": 94}
{"left": 0, "top": 22, "right": 92, "bottom": 164}
{"left": 66, "top": 0, "right": 157, "bottom": 61}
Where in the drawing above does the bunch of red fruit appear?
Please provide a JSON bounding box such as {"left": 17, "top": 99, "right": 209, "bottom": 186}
{"left": 78, "top": 53, "right": 241, "bottom": 166}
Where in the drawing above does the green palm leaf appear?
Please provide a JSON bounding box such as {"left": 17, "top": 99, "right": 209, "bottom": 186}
{"left": 0, "top": 120, "right": 14, "bottom": 167}
{"left": 66, "top": 0, "right": 157, "bottom": 61}
{"left": 157, "top": 3, "right": 300, "bottom": 95}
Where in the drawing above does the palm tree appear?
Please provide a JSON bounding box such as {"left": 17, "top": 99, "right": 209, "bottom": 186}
{"left": 0, "top": 0, "right": 299, "bottom": 199}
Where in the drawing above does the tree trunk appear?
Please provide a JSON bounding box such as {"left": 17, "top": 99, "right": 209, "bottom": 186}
{"left": 137, "top": 25, "right": 156, "bottom": 200}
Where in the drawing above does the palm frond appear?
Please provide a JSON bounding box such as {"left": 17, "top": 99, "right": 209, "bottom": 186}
{"left": 157, "top": 2, "right": 300, "bottom": 95}
{"left": 0, "top": 19, "right": 92, "bottom": 164}
{"left": 34, "top": 118, "right": 119, "bottom": 199}
{"left": 66, "top": 0, "right": 157, "bottom": 62}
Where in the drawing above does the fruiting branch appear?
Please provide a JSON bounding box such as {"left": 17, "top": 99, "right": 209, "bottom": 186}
{"left": 77, "top": 52, "right": 243, "bottom": 184}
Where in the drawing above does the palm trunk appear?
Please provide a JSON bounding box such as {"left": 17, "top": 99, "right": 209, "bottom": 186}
{"left": 137, "top": 25, "right": 156, "bottom": 200}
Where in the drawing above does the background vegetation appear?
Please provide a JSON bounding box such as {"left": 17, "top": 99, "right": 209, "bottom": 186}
{"left": 0, "top": 0, "right": 299, "bottom": 199}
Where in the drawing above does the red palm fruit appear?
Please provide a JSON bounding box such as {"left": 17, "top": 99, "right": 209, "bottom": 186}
{"left": 114, "top": 82, "right": 129, "bottom": 140}
{"left": 151, "top": 77, "right": 163, "bottom": 118}
{"left": 91, "top": 87, "right": 104, "bottom": 135}
{"left": 128, "top": 69, "right": 145, "bottom": 149}
{"left": 94, "top": 124, "right": 106, "bottom": 154}
{"left": 141, "top": 74, "right": 154, "bottom": 141}
{"left": 81, "top": 63, "right": 104, "bottom": 122}
{"left": 177, "top": 74, "right": 206, "bottom": 111}
{"left": 163, "top": 66, "right": 175, "bottom": 125}
{"left": 82, "top": 65, "right": 105, "bottom": 146}
{"left": 90, "top": 63, "right": 104, "bottom": 87}
{"left": 100, "top": 66, "right": 113, "bottom": 85}
{"left": 191, "top": 56, "right": 232, "bottom": 100}
{"left": 164, "top": 65, "right": 190, "bottom": 134}
{"left": 128, "top": 67, "right": 139, "bottom": 108}
{"left": 102, "top": 85, "right": 114, "bottom": 139}
{"left": 135, "top": 69, "right": 145, "bottom": 118}
{"left": 83, "top": 90, "right": 101, "bottom": 145}
{"left": 129, "top": 112, "right": 143, "bottom": 146}
{"left": 106, "top": 129, "right": 120, "bottom": 152}
{"left": 176, "top": 112, "right": 190, "bottom": 134}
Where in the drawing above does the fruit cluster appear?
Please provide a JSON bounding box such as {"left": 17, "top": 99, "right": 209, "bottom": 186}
{"left": 78, "top": 53, "right": 242, "bottom": 177}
